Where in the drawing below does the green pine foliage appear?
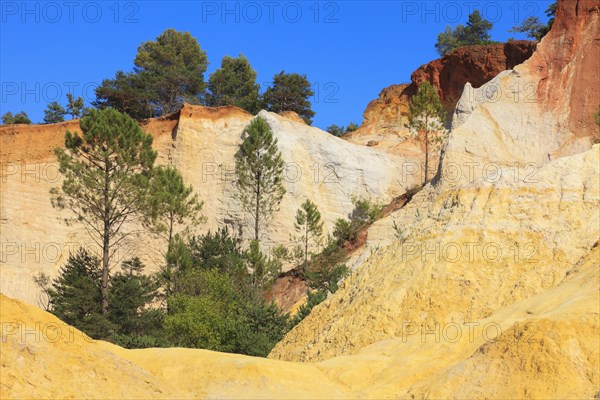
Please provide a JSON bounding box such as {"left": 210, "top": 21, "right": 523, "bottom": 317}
{"left": 43, "top": 102, "right": 67, "bottom": 124}
{"left": 95, "top": 29, "right": 208, "bottom": 118}
{"left": 51, "top": 108, "right": 158, "bottom": 315}
{"left": 94, "top": 71, "right": 155, "bottom": 120}
{"left": 333, "top": 197, "right": 384, "bottom": 246}
{"left": 435, "top": 10, "right": 495, "bottom": 55}
{"left": 145, "top": 165, "right": 204, "bottom": 247}
{"left": 294, "top": 199, "right": 324, "bottom": 274}
{"left": 47, "top": 249, "right": 107, "bottom": 336}
{"left": 44, "top": 249, "right": 162, "bottom": 344}
{"left": 406, "top": 81, "right": 446, "bottom": 185}
{"left": 326, "top": 124, "right": 345, "bottom": 137}
{"left": 234, "top": 116, "right": 286, "bottom": 243}
{"left": 66, "top": 93, "right": 85, "bottom": 119}
{"left": 326, "top": 122, "right": 359, "bottom": 137}
{"left": 206, "top": 54, "right": 261, "bottom": 114}
{"left": 162, "top": 231, "right": 289, "bottom": 356}
{"left": 188, "top": 227, "right": 245, "bottom": 273}
{"left": 262, "top": 71, "right": 315, "bottom": 124}
{"left": 509, "top": 2, "right": 556, "bottom": 40}
{"left": 2, "top": 111, "right": 31, "bottom": 124}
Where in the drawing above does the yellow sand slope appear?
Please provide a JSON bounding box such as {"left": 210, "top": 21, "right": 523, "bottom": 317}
{"left": 1, "top": 245, "right": 598, "bottom": 399}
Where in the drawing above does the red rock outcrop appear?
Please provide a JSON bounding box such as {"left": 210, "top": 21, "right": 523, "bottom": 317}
{"left": 409, "top": 40, "right": 537, "bottom": 108}
{"left": 350, "top": 41, "right": 536, "bottom": 141}
{"left": 527, "top": 0, "right": 600, "bottom": 140}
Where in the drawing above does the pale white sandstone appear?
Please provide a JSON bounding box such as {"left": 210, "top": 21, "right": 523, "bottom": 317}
{"left": 0, "top": 107, "right": 418, "bottom": 306}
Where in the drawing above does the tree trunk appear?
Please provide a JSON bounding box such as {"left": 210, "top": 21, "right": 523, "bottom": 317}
{"left": 254, "top": 172, "right": 260, "bottom": 242}
{"left": 424, "top": 129, "right": 429, "bottom": 185}
{"left": 303, "top": 224, "right": 309, "bottom": 275}
{"left": 101, "top": 163, "right": 110, "bottom": 315}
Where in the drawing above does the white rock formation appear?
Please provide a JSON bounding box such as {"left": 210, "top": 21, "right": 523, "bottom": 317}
{"left": 0, "top": 106, "right": 419, "bottom": 306}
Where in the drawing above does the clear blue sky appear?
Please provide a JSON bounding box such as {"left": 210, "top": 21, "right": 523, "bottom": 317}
{"left": 1, "top": 1, "right": 553, "bottom": 129}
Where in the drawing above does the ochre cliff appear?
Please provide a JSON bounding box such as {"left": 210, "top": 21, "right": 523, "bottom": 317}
{"left": 526, "top": 0, "right": 600, "bottom": 140}
{"left": 347, "top": 40, "right": 536, "bottom": 141}
{"left": 0, "top": 105, "right": 418, "bottom": 306}
{"left": 270, "top": 0, "right": 600, "bottom": 394}
{"left": 1, "top": 0, "right": 599, "bottom": 398}
{"left": 344, "top": 41, "right": 537, "bottom": 179}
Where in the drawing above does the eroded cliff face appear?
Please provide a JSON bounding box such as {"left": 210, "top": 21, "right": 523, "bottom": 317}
{"left": 0, "top": 105, "right": 417, "bottom": 306}
{"left": 270, "top": 1, "right": 600, "bottom": 396}
{"left": 1, "top": 1, "right": 599, "bottom": 398}
{"left": 347, "top": 41, "right": 536, "bottom": 140}
{"left": 345, "top": 40, "right": 537, "bottom": 181}
{"left": 527, "top": 0, "right": 600, "bottom": 140}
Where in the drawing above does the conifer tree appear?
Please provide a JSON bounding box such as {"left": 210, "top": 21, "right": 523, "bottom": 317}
{"left": 66, "top": 93, "right": 85, "bottom": 119}
{"left": 262, "top": 71, "right": 315, "bottom": 124}
{"left": 294, "top": 199, "right": 323, "bottom": 274}
{"left": 51, "top": 108, "right": 157, "bottom": 315}
{"left": 43, "top": 102, "right": 67, "bottom": 123}
{"left": 406, "top": 81, "right": 446, "bottom": 185}
{"left": 206, "top": 54, "right": 261, "bottom": 114}
{"left": 234, "top": 116, "right": 286, "bottom": 243}
{"left": 145, "top": 165, "right": 204, "bottom": 248}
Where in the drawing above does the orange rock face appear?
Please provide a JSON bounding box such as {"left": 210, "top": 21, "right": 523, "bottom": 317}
{"left": 527, "top": 0, "right": 600, "bottom": 140}
{"left": 349, "top": 41, "right": 536, "bottom": 145}
{"left": 409, "top": 40, "right": 537, "bottom": 109}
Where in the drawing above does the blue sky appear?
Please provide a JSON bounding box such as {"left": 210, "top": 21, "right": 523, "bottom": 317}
{"left": 1, "top": 1, "right": 553, "bottom": 129}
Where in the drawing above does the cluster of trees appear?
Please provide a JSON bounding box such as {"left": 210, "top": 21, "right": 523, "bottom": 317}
{"left": 94, "top": 29, "right": 316, "bottom": 124}
{"left": 43, "top": 94, "right": 86, "bottom": 124}
{"left": 325, "top": 122, "right": 359, "bottom": 137}
{"left": 435, "top": 10, "right": 495, "bottom": 56}
{"left": 40, "top": 108, "right": 355, "bottom": 356}
{"left": 2, "top": 111, "right": 31, "bottom": 124}
{"left": 435, "top": 4, "right": 556, "bottom": 56}
{"left": 4, "top": 29, "right": 316, "bottom": 126}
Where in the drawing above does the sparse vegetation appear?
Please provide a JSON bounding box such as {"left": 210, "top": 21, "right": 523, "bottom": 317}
{"left": 2, "top": 111, "right": 31, "bottom": 124}
{"left": 333, "top": 197, "right": 384, "bottom": 246}
{"left": 326, "top": 122, "right": 359, "bottom": 137}
{"left": 435, "top": 10, "right": 495, "bottom": 56}
{"left": 510, "top": 2, "right": 556, "bottom": 40}
{"left": 294, "top": 199, "right": 324, "bottom": 274}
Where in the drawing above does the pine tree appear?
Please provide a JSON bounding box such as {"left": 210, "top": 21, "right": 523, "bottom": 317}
{"left": 2, "top": 111, "right": 31, "bottom": 124}
{"left": 435, "top": 10, "right": 494, "bottom": 55}
{"left": 46, "top": 248, "right": 114, "bottom": 338}
{"left": 94, "top": 29, "right": 208, "bottom": 118}
{"left": 206, "top": 54, "right": 261, "bottom": 114}
{"left": 43, "top": 102, "right": 67, "bottom": 123}
{"left": 262, "top": 71, "right": 315, "bottom": 124}
{"left": 406, "top": 81, "right": 446, "bottom": 185}
{"left": 134, "top": 29, "right": 208, "bottom": 114}
{"left": 51, "top": 108, "right": 157, "bottom": 315}
{"left": 108, "top": 258, "right": 160, "bottom": 339}
{"left": 462, "top": 10, "right": 492, "bottom": 44}
{"left": 244, "top": 239, "right": 281, "bottom": 289}
{"left": 234, "top": 116, "right": 286, "bottom": 243}
{"left": 294, "top": 199, "right": 324, "bottom": 274}
{"left": 66, "top": 93, "right": 85, "bottom": 119}
{"left": 145, "top": 165, "right": 204, "bottom": 248}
